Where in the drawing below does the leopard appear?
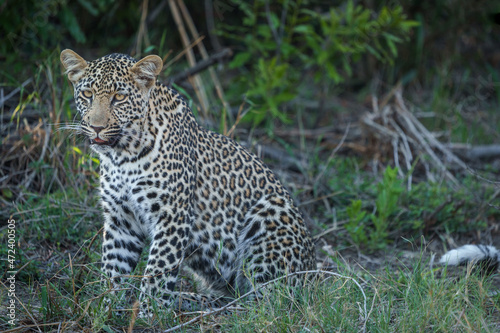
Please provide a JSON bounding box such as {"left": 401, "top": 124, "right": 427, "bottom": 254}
{"left": 60, "top": 49, "right": 316, "bottom": 316}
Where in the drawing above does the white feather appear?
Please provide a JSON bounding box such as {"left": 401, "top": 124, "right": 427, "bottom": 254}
{"left": 439, "top": 244, "right": 499, "bottom": 266}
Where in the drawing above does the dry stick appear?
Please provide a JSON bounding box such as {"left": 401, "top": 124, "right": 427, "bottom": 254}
{"left": 0, "top": 280, "right": 43, "bottom": 333}
{"left": 299, "top": 191, "right": 343, "bottom": 208}
{"left": 395, "top": 91, "right": 467, "bottom": 170}
{"left": 0, "top": 78, "right": 33, "bottom": 107}
{"left": 394, "top": 103, "right": 458, "bottom": 183}
{"left": 167, "top": 0, "right": 209, "bottom": 117}
{"left": 362, "top": 112, "right": 399, "bottom": 140}
{"left": 204, "top": 0, "right": 222, "bottom": 52}
{"left": 313, "top": 219, "right": 349, "bottom": 239}
{"left": 314, "top": 123, "right": 350, "bottom": 185}
{"left": 165, "top": 36, "right": 205, "bottom": 69}
{"left": 168, "top": 48, "right": 232, "bottom": 84}
{"left": 363, "top": 104, "right": 440, "bottom": 183}
{"left": 1, "top": 322, "right": 75, "bottom": 333}
{"left": 392, "top": 136, "right": 402, "bottom": 177}
{"left": 148, "top": 0, "right": 168, "bottom": 24}
{"left": 177, "top": 0, "right": 232, "bottom": 127}
{"left": 23, "top": 122, "right": 50, "bottom": 189}
{"left": 163, "top": 270, "right": 368, "bottom": 333}
{"left": 371, "top": 94, "right": 379, "bottom": 114}
{"left": 68, "top": 253, "right": 78, "bottom": 307}
{"left": 226, "top": 102, "right": 250, "bottom": 138}
{"left": 388, "top": 118, "right": 413, "bottom": 189}
{"left": 272, "top": 126, "right": 339, "bottom": 139}
{"left": 264, "top": 0, "right": 281, "bottom": 54}
{"left": 135, "top": 0, "right": 150, "bottom": 56}
{"left": 447, "top": 144, "right": 500, "bottom": 161}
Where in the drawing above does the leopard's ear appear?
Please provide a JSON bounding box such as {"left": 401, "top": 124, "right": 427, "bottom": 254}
{"left": 60, "top": 49, "right": 88, "bottom": 83}
{"left": 130, "top": 55, "right": 163, "bottom": 90}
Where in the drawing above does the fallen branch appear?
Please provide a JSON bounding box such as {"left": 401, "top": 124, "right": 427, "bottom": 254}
{"left": 361, "top": 88, "right": 470, "bottom": 183}
{"left": 446, "top": 144, "right": 500, "bottom": 161}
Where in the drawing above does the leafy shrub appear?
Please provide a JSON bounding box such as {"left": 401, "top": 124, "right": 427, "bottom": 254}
{"left": 219, "top": 0, "right": 418, "bottom": 126}
{"left": 345, "top": 166, "right": 403, "bottom": 250}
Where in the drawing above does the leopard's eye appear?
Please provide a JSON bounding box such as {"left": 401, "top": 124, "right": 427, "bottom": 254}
{"left": 113, "top": 93, "right": 127, "bottom": 103}
{"left": 82, "top": 90, "right": 93, "bottom": 99}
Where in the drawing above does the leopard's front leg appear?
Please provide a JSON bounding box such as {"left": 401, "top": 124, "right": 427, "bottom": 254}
{"left": 138, "top": 210, "right": 190, "bottom": 315}
{"left": 138, "top": 210, "right": 221, "bottom": 317}
{"left": 101, "top": 201, "right": 146, "bottom": 312}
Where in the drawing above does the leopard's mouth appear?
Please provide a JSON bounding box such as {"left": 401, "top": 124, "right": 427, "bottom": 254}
{"left": 90, "top": 135, "right": 120, "bottom": 147}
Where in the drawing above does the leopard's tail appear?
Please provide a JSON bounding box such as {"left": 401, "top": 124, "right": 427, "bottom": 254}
{"left": 439, "top": 244, "right": 500, "bottom": 274}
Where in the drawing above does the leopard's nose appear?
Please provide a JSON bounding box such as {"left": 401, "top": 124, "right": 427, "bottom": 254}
{"left": 91, "top": 125, "right": 105, "bottom": 134}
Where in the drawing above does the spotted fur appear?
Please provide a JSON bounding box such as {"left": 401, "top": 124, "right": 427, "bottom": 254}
{"left": 60, "top": 50, "right": 316, "bottom": 313}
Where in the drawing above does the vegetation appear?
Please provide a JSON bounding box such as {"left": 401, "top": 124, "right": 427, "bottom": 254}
{"left": 1, "top": 0, "right": 500, "bottom": 331}
{"left": 220, "top": 0, "right": 417, "bottom": 126}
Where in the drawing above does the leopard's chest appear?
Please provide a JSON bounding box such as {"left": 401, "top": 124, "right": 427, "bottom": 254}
{"left": 99, "top": 160, "right": 175, "bottom": 233}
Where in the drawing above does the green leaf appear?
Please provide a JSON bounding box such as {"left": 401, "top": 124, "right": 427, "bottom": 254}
{"left": 229, "top": 52, "right": 252, "bottom": 69}
{"left": 144, "top": 45, "right": 156, "bottom": 53}
{"left": 2, "top": 188, "right": 13, "bottom": 199}
{"left": 60, "top": 7, "right": 86, "bottom": 43}
{"left": 293, "top": 24, "right": 313, "bottom": 34}
{"left": 77, "top": 0, "right": 99, "bottom": 16}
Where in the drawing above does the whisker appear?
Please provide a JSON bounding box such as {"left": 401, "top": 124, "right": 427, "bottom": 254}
{"left": 53, "top": 122, "right": 83, "bottom": 132}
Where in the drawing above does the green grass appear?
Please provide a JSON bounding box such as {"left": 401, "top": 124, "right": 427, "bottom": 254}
{"left": 1, "top": 7, "right": 500, "bottom": 330}
{"left": 1, "top": 160, "right": 499, "bottom": 331}
{"left": 2, "top": 234, "right": 499, "bottom": 332}
{"left": 219, "top": 267, "right": 499, "bottom": 332}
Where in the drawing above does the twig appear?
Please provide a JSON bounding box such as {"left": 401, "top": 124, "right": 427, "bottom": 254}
{"left": 164, "top": 36, "right": 205, "bottom": 69}
{"left": 177, "top": 0, "right": 232, "bottom": 125}
{"left": 147, "top": 0, "right": 168, "bottom": 24}
{"left": 314, "top": 123, "right": 350, "bottom": 184}
{"left": 168, "top": 0, "right": 209, "bottom": 117}
{"left": 163, "top": 269, "right": 368, "bottom": 333}
{"left": 204, "top": 0, "right": 222, "bottom": 52}
{"left": 313, "top": 219, "right": 348, "bottom": 239}
{"left": 0, "top": 322, "right": 75, "bottom": 333}
{"left": 23, "top": 122, "right": 50, "bottom": 189}
{"left": 264, "top": 0, "right": 281, "bottom": 55}
{"left": 361, "top": 113, "right": 399, "bottom": 140}
{"left": 168, "top": 48, "right": 232, "bottom": 84}
{"left": 424, "top": 198, "right": 453, "bottom": 231}
{"left": 0, "top": 78, "right": 33, "bottom": 107}
{"left": 299, "top": 191, "right": 343, "bottom": 207}
{"left": 388, "top": 118, "right": 413, "bottom": 189}
{"left": 395, "top": 91, "right": 467, "bottom": 171}
{"left": 240, "top": 141, "right": 306, "bottom": 172}
{"left": 393, "top": 102, "right": 458, "bottom": 183}
{"left": 134, "top": 0, "right": 150, "bottom": 57}
{"left": 0, "top": 280, "right": 43, "bottom": 333}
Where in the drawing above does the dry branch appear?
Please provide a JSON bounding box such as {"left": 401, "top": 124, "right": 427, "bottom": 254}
{"left": 168, "top": 0, "right": 209, "bottom": 116}
{"left": 361, "top": 88, "right": 469, "bottom": 184}
{"left": 0, "top": 78, "right": 32, "bottom": 107}
{"left": 168, "top": 48, "right": 232, "bottom": 84}
{"left": 177, "top": 0, "right": 232, "bottom": 129}
{"left": 446, "top": 144, "right": 500, "bottom": 161}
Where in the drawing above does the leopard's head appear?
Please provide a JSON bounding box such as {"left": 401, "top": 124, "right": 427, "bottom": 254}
{"left": 60, "top": 49, "right": 163, "bottom": 152}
